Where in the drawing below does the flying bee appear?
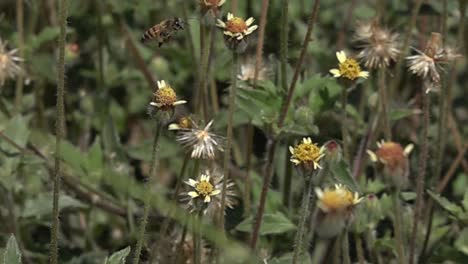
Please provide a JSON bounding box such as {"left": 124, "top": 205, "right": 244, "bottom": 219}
{"left": 141, "top": 17, "right": 185, "bottom": 47}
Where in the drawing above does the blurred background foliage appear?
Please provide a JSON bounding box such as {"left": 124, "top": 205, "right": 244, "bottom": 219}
{"left": 0, "top": 0, "right": 467, "bottom": 263}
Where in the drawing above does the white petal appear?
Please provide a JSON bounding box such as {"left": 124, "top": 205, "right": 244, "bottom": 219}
{"left": 367, "top": 150, "right": 378, "bottom": 162}
{"left": 174, "top": 100, "right": 187, "bottom": 105}
{"left": 359, "top": 71, "right": 370, "bottom": 79}
{"left": 329, "top": 69, "right": 341, "bottom": 77}
{"left": 245, "top": 17, "right": 255, "bottom": 26}
{"left": 227, "top": 13, "right": 233, "bottom": 20}
{"left": 205, "top": 120, "right": 214, "bottom": 130}
{"left": 290, "top": 159, "right": 300, "bottom": 165}
{"left": 204, "top": 195, "right": 211, "bottom": 203}
{"left": 216, "top": 20, "right": 226, "bottom": 28}
{"left": 314, "top": 188, "right": 324, "bottom": 198}
{"left": 404, "top": 144, "right": 414, "bottom": 156}
{"left": 150, "top": 102, "right": 162, "bottom": 108}
{"left": 336, "top": 51, "right": 347, "bottom": 63}
{"left": 188, "top": 191, "right": 199, "bottom": 198}
{"left": 224, "top": 31, "right": 234, "bottom": 37}
{"left": 168, "top": 124, "right": 180, "bottom": 130}
{"left": 218, "top": 0, "right": 226, "bottom": 6}
{"left": 211, "top": 190, "right": 221, "bottom": 195}
{"left": 187, "top": 179, "right": 198, "bottom": 187}
{"left": 289, "top": 146, "right": 295, "bottom": 154}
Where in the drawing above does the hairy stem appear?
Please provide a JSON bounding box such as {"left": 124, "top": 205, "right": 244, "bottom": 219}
{"left": 14, "top": 0, "right": 25, "bottom": 114}
{"left": 355, "top": 233, "right": 365, "bottom": 264}
{"left": 244, "top": 124, "right": 253, "bottom": 218}
{"left": 219, "top": 52, "right": 239, "bottom": 230}
{"left": 409, "top": 86, "right": 430, "bottom": 264}
{"left": 132, "top": 125, "right": 162, "bottom": 264}
{"left": 280, "top": 0, "right": 289, "bottom": 92}
{"left": 342, "top": 231, "right": 351, "bottom": 264}
{"left": 253, "top": 0, "right": 269, "bottom": 86}
{"left": 393, "top": 190, "right": 406, "bottom": 264}
{"left": 250, "top": 138, "right": 277, "bottom": 249}
{"left": 378, "top": 68, "right": 391, "bottom": 140}
{"left": 278, "top": 0, "right": 321, "bottom": 127}
{"left": 50, "top": 0, "right": 67, "bottom": 263}
{"left": 292, "top": 175, "right": 314, "bottom": 264}
{"left": 341, "top": 86, "right": 349, "bottom": 161}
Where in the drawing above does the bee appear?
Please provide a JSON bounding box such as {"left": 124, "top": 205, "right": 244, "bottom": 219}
{"left": 141, "top": 18, "right": 185, "bottom": 47}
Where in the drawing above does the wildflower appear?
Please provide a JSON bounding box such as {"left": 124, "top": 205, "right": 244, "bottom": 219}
{"left": 0, "top": 38, "right": 23, "bottom": 87}
{"left": 323, "top": 140, "right": 343, "bottom": 164}
{"left": 406, "top": 32, "right": 458, "bottom": 92}
{"left": 314, "top": 184, "right": 363, "bottom": 238}
{"left": 186, "top": 173, "right": 221, "bottom": 203}
{"left": 176, "top": 120, "right": 224, "bottom": 159}
{"left": 330, "top": 50, "right": 369, "bottom": 80}
{"left": 183, "top": 169, "right": 237, "bottom": 216}
{"left": 199, "top": 0, "right": 226, "bottom": 17}
{"left": 367, "top": 140, "right": 413, "bottom": 189}
{"left": 289, "top": 137, "right": 325, "bottom": 172}
{"left": 354, "top": 20, "right": 400, "bottom": 69}
{"left": 168, "top": 116, "right": 194, "bottom": 130}
{"left": 216, "top": 13, "right": 258, "bottom": 52}
{"left": 149, "top": 80, "right": 187, "bottom": 110}
{"left": 237, "top": 57, "right": 270, "bottom": 82}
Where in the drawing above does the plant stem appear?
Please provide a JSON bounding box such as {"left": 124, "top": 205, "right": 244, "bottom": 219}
{"left": 408, "top": 86, "right": 430, "bottom": 264}
{"left": 50, "top": 0, "right": 67, "bottom": 262}
{"left": 231, "top": 0, "right": 238, "bottom": 13}
{"left": 250, "top": 138, "right": 277, "bottom": 249}
{"left": 389, "top": 0, "right": 424, "bottom": 98}
{"left": 393, "top": 190, "right": 406, "bottom": 264}
{"left": 278, "top": 0, "right": 321, "bottom": 127}
{"left": 219, "top": 52, "right": 239, "bottom": 231}
{"left": 194, "top": 210, "right": 203, "bottom": 264}
{"left": 282, "top": 144, "right": 293, "bottom": 212}
{"left": 342, "top": 230, "right": 351, "bottom": 264}
{"left": 14, "top": 0, "right": 25, "bottom": 115}
{"left": 292, "top": 175, "right": 315, "bottom": 264}
{"left": 280, "top": 0, "right": 289, "bottom": 93}
{"left": 341, "top": 86, "right": 349, "bottom": 162}
{"left": 333, "top": 236, "right": 341, "bottom": 264}
{"left": 378, "top": 68, "right": 391, "bottom": 140}
{"left": 244, "top": 124, "right": 253, "bottom": 218}
{"left": 355, "top": 233, "right": 365, "bottom": 264}
{"left": 310, "top": 239, "right": 330, "bottom": 263}
{"left": 253, "top": 0, "right": 269, "bottom": 86}
{"left": 132, "top": 125, "right": 162, "bottom": 264}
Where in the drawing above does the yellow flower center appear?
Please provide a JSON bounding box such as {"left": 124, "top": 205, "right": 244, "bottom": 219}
{"left": 321, "top": 189, "right": 354, "bottom": 211}
{"left": 0, "top": 54, "right": 8, "bottom": 65}
{"left": 154, "top": 87, "right": 177, "bottom": 106}
{"left": 178, "top": 117, "right": 193, "bottom": 129}
{"left": 292, "top": 142, "right": 322, "bottom": 163}
{"left": 226, "top": 17, "right": 248, "bottom": 33}
{"left": 376, "top": 142, "right": 405, "bottom": 169}
{"left": 195, "top": 180, "right": 214, "bottom": 197}
{"left": 338, "top": 58, "right": 363, "bottom": 80}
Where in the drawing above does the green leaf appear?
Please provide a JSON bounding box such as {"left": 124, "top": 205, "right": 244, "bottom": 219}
{"left": 103, "top": 246, "right": 131, "bottom": 264}
{"left": 2, "top": 235, "right": 22, "bottom": 264}
{"left": 29, "top": 27, "right": 60, "bottom": 51}
{"left": 22, "top": 194, "right": 87, "bottom": 218}
{"left": 455, "top": 228, "right": 468, "bottom": 255}
{"left": 0, "top": 116, "right": 30, "bottom": 189}
{"left": 269, "top": 252, "right": 312, "bottom": 264}
{"left": 427, "top": 190, "right": 464, "bottom": 216}
{"left": 330, "top": 160, "right": 360, "bottom": 192}
{"left": 389, "top": 108, "right": 421, "bottom": 121}
{"left": 400, "top": 192, "right": 417, "bottom": 201}
{"left": 235, "top": 212, "right": 296, "bottom": 235}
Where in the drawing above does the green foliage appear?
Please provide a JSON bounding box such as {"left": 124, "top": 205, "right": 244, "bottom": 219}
{"left": 2, "top": 235, "right": 21, "bottom": 264}
{"left": 103, "top": 247, "right": 130, "bottom": 264}
{"left": 236, "top": 212, "right": 296, "bottom": 235}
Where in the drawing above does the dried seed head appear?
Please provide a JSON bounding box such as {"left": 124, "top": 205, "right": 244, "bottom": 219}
{"left": 0, "top": 38, "right": 24, "bottom": 87}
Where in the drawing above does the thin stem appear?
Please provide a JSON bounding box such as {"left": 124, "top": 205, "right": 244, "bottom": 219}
{"left": 355, "top": 233, "right": 365, "bottom": 264}
{"left": 96, "top": 1, "right": 104, "bottom": 88}
{"left": 342, "top": 231, "right": 351, "bottom": 264}
{"left": 194, "top": 210, "right": 203, "bottom": 264}
{"left": 244, "top": 124, "right": 253, "bottom": 218}
{"left": 282, "top": 144, "right": 293, "bottom": 212}
{"left": 250, "top": 138, "right": 277, "bottom": 249}
{"left": 50, "top": 0, "right": 67, "bottom": 262}
{"left": 393, "top": 190, "right": 406, "bottom": 264}
{"left": 280, "top": 0, "right": 289, "bottom": 92}
{"left": 292, "top": 175, "right": 314, "bottom": 264}
{"left": 132, "top": 125, "right": 162, "bottom": 264}
{"left": 310, "top": 239, "right": 330, "bottom": 263}
{"left": 333, "top": 236, "right": 341, "bottom": 264}
{"left": 341, "top": 87, "right": 349, "bottom": 161}
{"left": 231, "top": 0, "right": 238, "bottom": 13}
{"left": 389, "top": 0, "right": 424, "bottom": 98}
{"left": 336, "top": 0, "right": 358, "bottom": 50}
{"left": 253, "top": 0, "right": 269, "bottom": 87}
{"left": 14, "top": 0, "right": 25, "bottom": 114}
{"left": 278, "top": 0, "right": 321, "bottom": 128}
{"left": 409, "top": 86, "right": 430, "bottom": 264}
{"left": 219, "top": 52, "right": 239, "bottom": 231}
{"left": 174, "top": 224, "right": 188, "bottom": 263}
{"left": 378, "top": 68, "right": 391, "bottom": 140}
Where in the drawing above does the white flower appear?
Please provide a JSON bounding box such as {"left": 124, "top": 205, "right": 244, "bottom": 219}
{"left": 176, "top": 120, "right": 224, "bottom": 159}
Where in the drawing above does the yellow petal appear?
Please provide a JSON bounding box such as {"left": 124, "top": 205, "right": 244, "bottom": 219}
{"left": 329, "top": 69, "right": 341, "bottom": 77}
{"left": 359, "top": 71, "right": 370, "bottom": 79}
{"left": 336, "top": 51, "right": 347, "bottom": 63}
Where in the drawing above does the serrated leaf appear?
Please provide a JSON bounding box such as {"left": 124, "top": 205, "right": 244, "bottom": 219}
{"left": 2, "top": 235, "right": 21, "bottom": 264}
{"left": 103, "top": 246, "right": 131, "bottom": 264}
{"left": 235, "top": 212, "right": 296, "bottom": 235}
{"left": 330, "top": 160, "right": 360, "bottom": 192}
{"left": 22, "top": 194, "right": 87, "bottom": 218}
{"left": 427, "top": 190, "right": 464, "bottom": 216}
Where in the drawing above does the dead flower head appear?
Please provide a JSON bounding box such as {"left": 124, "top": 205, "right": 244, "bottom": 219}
{"left": 237, "top": 57, "right": 271, "bottom": 83}
{"left": 406, "top": 32, "right": 459, "bottom": 93}
{"left": 0, "top": 38, "right": 24, "bottom": 87}
{"left": 367, "top": 140, "right": 413, "bottom": 189}
{"left": 176, "top": 120, "right": 224, "bottom": 159}
{"left": 354, "top": 20, "right": 400, "bottom": 69}
{"left": 199, "top": 0, "right": 226, "bottom": 17}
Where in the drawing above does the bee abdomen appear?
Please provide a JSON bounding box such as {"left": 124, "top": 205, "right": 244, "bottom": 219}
{"left": 141, "top": 28, "right": 157, "bottom": 43}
